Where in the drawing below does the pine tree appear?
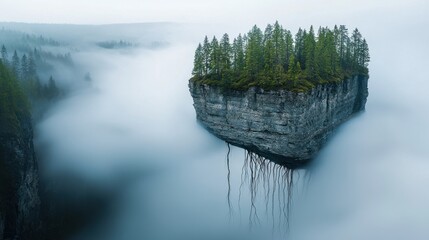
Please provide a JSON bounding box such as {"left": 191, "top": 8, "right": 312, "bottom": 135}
{"left": 1, "top": 45, "right": 8, "bottom": 66}
{"left": 294, "top": 28, "right": 305, "bottom": 67}
{"left": 209, "top": 36, "right": 221, "bottom": 78}
{"left": 361, "top": 39, "right": 370, "bottom": 68}
{"left": 202, "top": 36, "right": 211, "bottom": 75}
{"left": 20, "top": 54, "right": 28, "bottom": 80}
{"left": 263, "top": 24, "right": 276, "bottom": 79}
{"left": 11, "top": 51, "right": 20, "bottom": 77}
{"left": 351, "top": 28, "right": 362, "bottom": 71}
{"left": 287, "top": 54, "right": 301, "bottom": 88}
{"left": 284, "top": 30, "right": 294, "bottom": 71}
{"left": 245, "top": 25, "right": 264, "bottom": 80}
{"left": 337, "top": 25, "right": 349, "bottom": 68}
{"left": 28, "top": 53, "right": 37, "bottom": 79}
{"left": 272, "top": 21, "right": 285, "bottom": 66}
{"left": 304, "top": 26, "right": 317, "bottom": 81}
{"left": 219, "top": 33, "right": 232, "bottom": 78}
{"left": 232, "top": 34, "right": 245, "bottom": 75}
{"left": 192, "top": 43, "right": 204, "bottom": 77}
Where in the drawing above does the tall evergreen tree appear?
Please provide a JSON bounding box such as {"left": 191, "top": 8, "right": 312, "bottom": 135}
{"left": 351, "top": 28, "right": 362, "bottom": 71}
{"left": 232, "top": 34, "right": 245, "bottom": 75}
{"left": 361, "top": 39, "right": 370, "bottom": 68}
{"left": 284, "top": 30, "right": 294, "bottom": 71}
{"left": 28, "top": 53, "right": 37, "bottom": 79}
{"left": 272, "top": 21, "right": 285, "bottom": 66}
{"left": 209, "top": 36, "right": 221, "bottom": 78}
{"left": 304, "top": 26, "right": 317, "bottom": 81}
{"left": 294, "top": 28, "right": 305, "bottom": 67}
{"left": 263, "top": 24, "right": 276, "bottom": 78}
{"left": 219, "top": 33, "right": 232, "bottom": 78}
{"left": 202, "top": 36, "right": 211, "bottom": 75}
{"left": 245, "top": 25, "right": 264, "bottom": 80}
{"left": 20, "top": 54, "right": 29, "bottom": 80}
{"left": 337, "top": 25, "right": 349, "bottom": 67}
{"left": 11, "top": 51, "right": 20, "bottom": 77}
{"left": 1, "top": 45, "right": 8, "bottom": 66}
{"left": 192, "top": 43, "right": 204, "bottom": 77}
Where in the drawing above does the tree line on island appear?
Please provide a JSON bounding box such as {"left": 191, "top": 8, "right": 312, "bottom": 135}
{"left": 192, "top": 22, "right": 370, "bottom": 91}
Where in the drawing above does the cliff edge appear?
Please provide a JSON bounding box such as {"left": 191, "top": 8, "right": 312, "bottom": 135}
{"left": 189, "top": 75, "right": 369, "bottom": 168}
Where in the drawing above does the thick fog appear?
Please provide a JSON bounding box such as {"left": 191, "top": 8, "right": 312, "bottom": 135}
{"left": 2, "top": 0, "right": 428, "bottom": 239}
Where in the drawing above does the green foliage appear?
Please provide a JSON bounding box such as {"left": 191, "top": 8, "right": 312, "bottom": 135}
{"left": 191, "top": 22, "right": 370, "bottom": 92}
{"left": 1, "top": 45, "right": 62, "bottom": 106}
{"left": 0, "top": 61, "right": 29, "bottom": 134}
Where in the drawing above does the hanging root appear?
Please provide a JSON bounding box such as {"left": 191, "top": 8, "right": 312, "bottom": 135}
{"left": 226, "top": 142, "right": 233, "bottom": 220}
{"left": 231, "top": 148, "right": 296, "bottom": 236}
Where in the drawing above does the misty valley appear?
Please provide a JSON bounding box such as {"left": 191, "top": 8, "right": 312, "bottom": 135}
{"left": 0, "top": 8, "right": 429, "bottom": 240}
{"left": 1, "top": 22, "right": 306, "bottom": 240}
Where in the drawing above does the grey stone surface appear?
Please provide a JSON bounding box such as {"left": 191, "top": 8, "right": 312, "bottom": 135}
{"left": 0, "top": 117, "right": 40, "bottom": 239}
{"left": 189, "top": 76, "right": 368, "bottom": 168}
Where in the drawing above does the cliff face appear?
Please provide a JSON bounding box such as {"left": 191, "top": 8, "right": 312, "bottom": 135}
{"left": 0, "top": 116, "right": 40, "bottom": 239}
{"left": 189, "top": 76, "right": 369, "bottom": 168}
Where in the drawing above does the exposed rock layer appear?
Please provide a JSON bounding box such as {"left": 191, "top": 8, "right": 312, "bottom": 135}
{"left": 189, "top": 75, "right": 369, "bottom": 168}
{"left": 0, "top": 116, "right": 40, "bottom": 239}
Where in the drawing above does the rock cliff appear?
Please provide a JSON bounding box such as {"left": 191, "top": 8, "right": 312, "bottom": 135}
{"left": 189, "top": 75, "right": 369, "bottom": 168}
{"left": 0, "top": 116, "right": 40, "bottom": 239}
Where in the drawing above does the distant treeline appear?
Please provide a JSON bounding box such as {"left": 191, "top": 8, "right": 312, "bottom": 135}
{"left": 96, "top": 40, "right": 136, "bottom": 49}
{"left": 0, "top": 28, "right": 63, "bottom": 52}
{"left": 192, "top": 22, "right": 370, "bottom": 91}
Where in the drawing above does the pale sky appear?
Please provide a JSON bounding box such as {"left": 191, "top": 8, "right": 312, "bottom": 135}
{"left": 0, "top": 0, "right": 426, "bottom": 26}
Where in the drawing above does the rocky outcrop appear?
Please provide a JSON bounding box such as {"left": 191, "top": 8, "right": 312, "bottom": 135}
{"left": 0, "top": 116, "right": 40, "bottom": 239}
{"left": 189, "top": 75, "right": 369, "bottom": 168}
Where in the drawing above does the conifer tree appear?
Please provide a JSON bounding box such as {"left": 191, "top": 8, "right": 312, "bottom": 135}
{"left": 263, "top": 25, "right": 275, "bottom": 78}
{"left": 28, "top": 53, "right": 37, "bottom": 79}
{"left": 209, "top": 36, "right": 221, "bottom": 78}
{"left": 361, "top": 39, "right": 370, "bottom": 68}
{"left": 272, "top": 21, "right": 285, "bottom": 66}
{"left": 202, "top": 36, "right": 211, "bottom": 75}
{"left": 294, "top": 28, "right": 305, "bottom": 67}
{"left": 192, "top": 43, "right": 204, "bottom": 77}
{"left": 1, "top": 45, "right": 8, "bottom": 66}
{"left": 245, "top": 25, "right": 264, "bottom": 80}
{"left": 284, "top": 30, "right": 294, "bottom": 71}
{"left": 11, "top": 51, "right": 20, "bottom": 77}
{"left": 351, "top": 28, "right": 362, "bottom": 71}
{"left": 337, "top": 25, "right": 349, "bottom": 68}
{"left": 304, "top": 26, "right": 317, "bottom": 81}
{"left": 20, "top": 54, "right": 28, "bottom": 80}
{"left": 219, "top": 33, "right": 232, "bottom": 77}
{"left": 232, "top": 34, "right": 245, "bottom": 75}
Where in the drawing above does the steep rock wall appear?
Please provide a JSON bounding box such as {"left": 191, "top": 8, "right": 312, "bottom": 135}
{"left": 189, "top": 76, "right": 369, "bottom": 168}
{"left": 0, "top": 117, "right": 40, "bottom": 239}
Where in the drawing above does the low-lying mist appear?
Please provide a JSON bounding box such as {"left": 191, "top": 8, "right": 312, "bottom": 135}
{"left": 24, "top": 6, "right": 429, "bottom": 239}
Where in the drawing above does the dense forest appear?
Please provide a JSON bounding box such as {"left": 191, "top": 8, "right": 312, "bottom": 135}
{"left": 1, "top": 45, "right": 60, "bottom": 102}
{"left": 0, "top": 60, "right": 29, "bottom": 134}
{"left": 192, "top": 22, "right": 370, "bottom": 91}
